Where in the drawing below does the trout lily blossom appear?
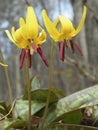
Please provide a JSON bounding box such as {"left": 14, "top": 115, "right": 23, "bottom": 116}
{"left": 5, "top": 6, "right": 48, "bottom": 69}
{"left": 42, "top": 6, "right": 87, "bottom": 61}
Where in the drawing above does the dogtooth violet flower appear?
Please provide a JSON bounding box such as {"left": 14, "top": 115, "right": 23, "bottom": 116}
{"left": 42, "top": 6, "right": 87, "bottom": 61}
{"left": 5, "top": 6, "right": 48, "bottom": 69}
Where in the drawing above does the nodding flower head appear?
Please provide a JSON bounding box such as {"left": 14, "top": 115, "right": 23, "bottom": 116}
{"left": 5, "top": 6, "right": 48, "bottom": 69}
{"left": 42, "top": 6, "right": 87, "bottom": 61}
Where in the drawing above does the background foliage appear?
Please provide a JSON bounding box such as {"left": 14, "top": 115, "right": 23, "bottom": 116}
{"left": 0, "top": 0, "right": 98, "bottom": 129}
{"left": 0, "top": 0, "right": 98, "bottom": 115}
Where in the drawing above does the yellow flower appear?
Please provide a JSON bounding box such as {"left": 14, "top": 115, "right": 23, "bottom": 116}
{"left": 42, "top": 6, "right": 87, "bottom": 61}
{"left": 5, "top": 6, "right": 48, "bottom": 69}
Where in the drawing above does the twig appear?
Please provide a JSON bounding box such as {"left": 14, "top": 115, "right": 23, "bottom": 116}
{"left": 65, "top": 56, "right": 98, "bottom": 84}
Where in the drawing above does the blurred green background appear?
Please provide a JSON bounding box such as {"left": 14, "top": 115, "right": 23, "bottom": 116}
{"left": 0, "top": 0, "right": 98, "bottom": 101}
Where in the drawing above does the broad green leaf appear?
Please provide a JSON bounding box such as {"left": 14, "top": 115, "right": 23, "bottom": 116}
{"left": 44, "top": 85, "right": 98, "bottom": 127}
{"left": 31, "top": 76, "right": 41, "bottom": 91}
{"left": 23, "top": 89, "right": 58, "bottom": 103}
{"left": 46, "top": 124, "right": 98, "bottom": 130}
{"left": 50, "top": 87, "right": 65, "bottom": 97}
{"left": 60, "top": 109, "right": 82, "bottom": 124}
{"left": 13, "top": 99, "right": 45, "bottom": 120}
{"left": 0, "top": 119, "right": 27, "bottom": 130}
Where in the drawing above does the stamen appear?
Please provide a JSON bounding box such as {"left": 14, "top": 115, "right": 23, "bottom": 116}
{"left": 70, "top": 40, "right": 83, "bottom": 56}
{"left": 26, "top": 49, "right": 32, "bottom": 68}
{"left": 70, "top": 40, "right": 75, "bottom": 54}
{"left": 20, "top": 49, "right": 26, "bottom": 69}
{"left": 37, "top": 46, "right": 49, "bottom": 67}
{"left": 59, "top": 42, "right": 65, "bottom": 61}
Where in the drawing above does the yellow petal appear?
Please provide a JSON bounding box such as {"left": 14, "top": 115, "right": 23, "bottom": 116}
{"left": 25, "top": 6, "right": 38, "bottom": 39}
{"left": 5, "top": 28, "right": 21, "bottom": 48}
{"left": 11, "top": 27, "right": 16, "bottom": 41}
{"left": 12, "top": 27, "right": 28, "bottom": 48}
{"left": 5, "top": 30, "right": 15, "bottom": 43}
{"left": 19, "top": 17, "right": 25, "bottom": 27}
{"left": 59, "top": 15, "right": 75, "bottom": 34}
{"left": 0, "top": 62, "right": 8, "bottom": 67}
{"left": 14, "top": 28, "right": 23, "bottom": 42}
{"left": 35, "top": 29, "right": 46, "bottom": 45}
{"left": 42, "top": 10, "right": 60, "bottom": 41}
{"left": 19, "top": 41, "right": 30, "bottom": 48}
{"left": 53, "top": 18, "right": 59, "bottom": 27}
{"left": 71, "top": 6, "right": 87, "bottom": 37}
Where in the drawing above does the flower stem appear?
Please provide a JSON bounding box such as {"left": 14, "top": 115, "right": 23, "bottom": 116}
{"left": 40, "top": 40, "right": 55, "bottom": 130}
{"left": 25, "top": 57, "right": 31, "bottom": 130}
{"left": 0, "top": 49, "right": 13, "bottom": 104}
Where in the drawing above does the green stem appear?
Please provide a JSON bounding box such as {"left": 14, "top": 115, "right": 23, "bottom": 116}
{"left": 25, "top": 57, "right": 31, "bottom": 130}
{"left": 24, "top": 59, "right": 27, "bottom": 87}
{"left": 0, "top": 49, "right": 13, "bottom": 104}
{"left": 40, "top": 40, "right": 55, "bottom": 130}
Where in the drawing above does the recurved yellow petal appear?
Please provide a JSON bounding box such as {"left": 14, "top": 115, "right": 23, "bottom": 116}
{"left": 14, "top": 28, "right": 24, "bottom": 42}
{"left": 25, "top": 6, "right": 38, "bottom": 39}
{"left": 19, "top": 17, "right": 25, "bottom": 27}
{"left": 59, "top": 15, "right": 75, "bottom": 34}
{"left": 5, "top": 28, "right": 22, "bottom": 48}
{"left": 36, "top": 29, "right": 46, "bottom": 45}
{"left": 12, "top": 27, "right": 28, "bottom": 48}
{"left": 71, "top": 6, "right": 87, "bottom": 37}
{"left": 42, "top": 10, "right": 60, "bottom": 41}
{"left": 0, "top": 62, "right": 8, "bottom": 67}
{"left": 53, "top": 18, "right": 59, "bottom": 27}
{"left": 5, "top": 30, "right": 15, "bottom": 43}
{"left": 11, "top": 27, "right": 17, "bottom": 42}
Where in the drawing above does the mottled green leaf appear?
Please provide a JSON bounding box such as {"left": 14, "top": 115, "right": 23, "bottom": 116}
{"left": 13, "top": 99, "right": 45, "bottom": 120}
{"left": 0, "top": 119, "right": 27, "bottom": 130}
{"left": 31, "top": 76, "right": 40, "bottom": 91}
{"left": 44, "top": 85, "right": 98, "bottom": 127}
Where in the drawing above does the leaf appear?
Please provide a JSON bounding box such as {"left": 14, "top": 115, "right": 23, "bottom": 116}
{"left": 23, "top": 76, "right": 40, "bottom": 98}
{"left": 0, "top": 119, "right": 27, "bottom": 130}
{"left": 31, "top": 76, "right": 41, "bottom": 91}
{"left": 23, "top": 76, "right": 61, "bottom": 103}
{"left": 44, "top": 85, "right": 98, "bottom": 127}
{"left": 60, "top": 109, "right": 82, "bottom": 124}
{"left": 0, "top": 102, "right": 9, "bottom": 115}
{"left": 13, "top": 99, "right": 45, "bottom": 120}
{"left": 23, "top": 89, "right": 59, "bottom": 103}
{"left": 51, "top": 87, "right": 65, "bottom": 97}
{"left": 46, "top": 124, "right": 98, "bottom": 130}
{"left": 0, "top": 102, "right": 7, "bottom": 108}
